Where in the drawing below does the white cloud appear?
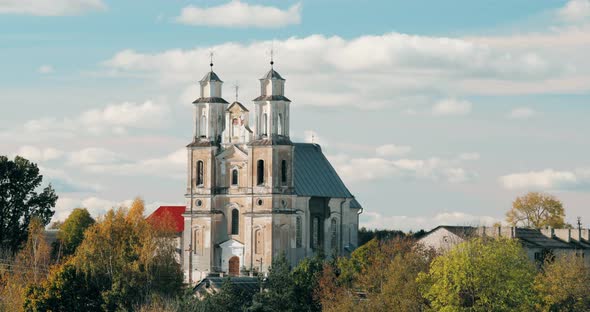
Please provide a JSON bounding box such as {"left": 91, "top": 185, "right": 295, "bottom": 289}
{"left": 432, "top": 98, "right": 472, "bottom": 116}
{"left": 330, "top": 153, "right": 475, "bottom": 185}
{"left": 38, "top": 65, "right": 53, "bottom": 74}
{"left": 559, "top": 0, "right": 590, "bottom": 23}
{"left": 176, "top": 1, "right": 301, "bottom": 28}
{"left": 508, "top": 107, "right": 535, "bottom": 119}
{"left": 67, "top": 147, "right": 124, "bottom": 166}
{"left": 499, "top": 168, "right": 590, "bottom": 190}
{"left": 104, "top": 32, "right": 567, "bottom": 108}
{"left": 0, "top": 0, "right": 106, "bottom": 16}
{"left": 13, "top": 146, "right": 63, "bottom": 162}
{"left": 375, "top": 144, "right": 412, "bottom": 157}
{"left": 15, "top": 100, "right": 170, "bottom": 138}
{"left": 53, "top": 196, "right": 183, "bottom": 221}
{"left": 39, "top": 166, "right": 102, "bottom": 193}
{"left": 361, "top": 210, "right": 500, "bottom": 231}
{"left": 459, "top": 152, "right": 480, "bottom": 161}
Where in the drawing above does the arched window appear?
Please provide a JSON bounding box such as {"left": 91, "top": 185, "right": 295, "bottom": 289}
{"left": 312, "top": 217, "right": 320, "bottom": 250}
{"left": 262, "top": 113, "right": 268, "bottom": 136}
{"left": 199, "top": 115, "right": 207, "bottom": 138}
{"left": 255, "top": 229, "right": 263, "bottom": 254}
{"left": 281, "top": 159, "right": 287, "bottom": 184}
{"left": 231, "top": 169, "right": 238, "bottom": 186}
{"left": 196, "top": 160, "right": 204, "bottom": 186}
{"left": 331, "top": 218, "right": 338, "bottom": 252}
{"left": 277, "top": 113, "right": 283, "bottom": 135}
{"left": 231, "top": 209, "right": 239, "bottom": 235}
{"left": 257, "top": 160, "right": 264, "bottom": 185}
{"left": 296, "top": 216, "right": 302, "bottom": 248}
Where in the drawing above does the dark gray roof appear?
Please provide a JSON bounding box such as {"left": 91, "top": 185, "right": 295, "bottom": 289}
{"left": 293, "top": 143, "right": 359, "bottom": 204}
{"left": 193, "top": 97, "right": 229, "bottom": 104}
{"left": 515, "top": 228, "right": 575, "bottom": 249}
{"left": 260, "top": 68, "right": 285, "bottom": 80}
{"left": 425, "top": 226, "right": 476, "bottom": 238}
{"left": 200, "top": 71, "right": 223, "bottom": 82}
{"left": 194, "top": 276, "right": 259, "bottom": 293}
{"left": 248, "top": 135, "right": 292, "bottom": 146}
{"left": 253, "top": 95, "right": 291, "bottom": 102}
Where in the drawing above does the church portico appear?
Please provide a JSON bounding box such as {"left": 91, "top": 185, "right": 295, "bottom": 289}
{"left": 183, "top": 60, "right": 362, "bottom": 284}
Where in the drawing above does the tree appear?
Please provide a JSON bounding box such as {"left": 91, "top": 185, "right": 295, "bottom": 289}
{"left": 418, "top": 237, "right": 538, "bottom": 311}
{"left": 23, "top": 198, "right": 183, "bottom": 311}
{"left": 0, "top": 156, "right": 57, "bottom": 254}
{"left": 56, "top": 208, "right": 95, "bottom": 258}
{"left": 250, "top": 253, "right": 297, "bottom": 312}
{"left": 534, "top": 254, "right": 590, "bottom": 312}
{"left": 506, "top": 192, "right": 565, "bottom": 228}
{"left": 291, "top": 254, "right": 324, "bottom": 312}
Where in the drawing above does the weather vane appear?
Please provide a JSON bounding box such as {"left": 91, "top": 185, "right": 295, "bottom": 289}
{"left": 268, "top": 41, "right": 275, "bottom": 68}
{"left": 233, "top": 82, "right": 239, "bottom": 102}
{"left": 209, "top": 50, "right": 214, "bottom": 71}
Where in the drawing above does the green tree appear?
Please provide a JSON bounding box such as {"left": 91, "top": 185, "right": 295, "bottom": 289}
{"left": 418, "top": 237, "right": 537, "bottom": 311}
{"left": 291, "top": 254, "right": 324, "bottom": 312}
{"left": 534, "top": 254, "right": 590, "bottom": 312}
{"left": 0, "top": 156, "right": 57, "bottom": 254}
{"left": 506, "top": 192, "right": 565, "bottom": 228}
{"left": 250, "top": 253, "right": 297, "bottom": 312}
{"left": 56, "top": 208, "right": 95, "bottom": 257}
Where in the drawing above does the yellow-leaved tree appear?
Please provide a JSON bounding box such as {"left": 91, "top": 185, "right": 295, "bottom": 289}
{"left": 506, "top": 192, "right": 566, "bottom": 228}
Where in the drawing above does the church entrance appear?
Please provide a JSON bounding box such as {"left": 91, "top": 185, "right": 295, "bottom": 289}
{"left": 228, "top": 256, "right": 240, "bottom": 276}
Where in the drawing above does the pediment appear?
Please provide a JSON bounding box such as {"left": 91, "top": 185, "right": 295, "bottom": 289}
{"left": 219, "top": 239, "right": 244, "bottom": 248}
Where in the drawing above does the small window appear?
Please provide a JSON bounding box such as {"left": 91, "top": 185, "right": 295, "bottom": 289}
{"left": 281, "top": 160, "right": 287, "bottom": 184}
{"left": 331, "top": 218, "right": 338, "bottom": 251}
{"left": 257, "top": 160, "right": 264, "bottom": 185}
{"left": 278, "top": 113, "right": 283, "bottom": 135}
{"left": 193, "top": 228, "right": 202, "bottom": 255}
{"left": 231, "top": 209, "right": 239, "bottom": 235}
{"left": 196, "top": 199, "right": 202, "bottom": 207}
{"left": 312, "top": 217, "right": 320, "bottom": 250}
{"left": 196, "top": 161, "right": 204, "bottom": 186}
{"left": 231, "top": 169, "right": 238, "bottom": 186}
{"left": 257, "top": 199, "right": 263, "bottom": 206}
{"left": 296, "top": 217, "right": 302, "bottom": 248}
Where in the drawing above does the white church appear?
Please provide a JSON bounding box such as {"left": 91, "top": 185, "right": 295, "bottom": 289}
{"left": 181, "top": 60, "right": 362, "bottom": 283}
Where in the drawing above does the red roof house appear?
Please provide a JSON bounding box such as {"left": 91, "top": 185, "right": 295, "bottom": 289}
{"left": 146, "top": 206, "right": 186, "bottom": 233}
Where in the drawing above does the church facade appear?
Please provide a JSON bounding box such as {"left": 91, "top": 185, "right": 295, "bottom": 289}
{"left": 182, "top": 63, "right": 362, "bottom": 283}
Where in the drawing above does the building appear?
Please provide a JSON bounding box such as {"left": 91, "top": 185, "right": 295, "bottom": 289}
{"left": 182, "top": 61, "right": 363, "bottom": 283}
{"left": 417, "top": 225, "right": 590, "bottom": 266}
{"left": 146, "top": 205, "right": 186, "bottom": 264}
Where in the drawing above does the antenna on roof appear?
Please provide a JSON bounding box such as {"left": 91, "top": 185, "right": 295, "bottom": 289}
{"left": 577, "top": 216, "right": 582, "bottom": 230}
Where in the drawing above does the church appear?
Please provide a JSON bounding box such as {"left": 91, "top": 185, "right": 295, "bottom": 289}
{"left": 182, "top": 60, "right": 362, "bottom": 283}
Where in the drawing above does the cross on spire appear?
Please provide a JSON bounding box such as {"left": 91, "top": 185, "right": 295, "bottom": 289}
{"left": 209, "top": 51, "right": 214, "bottom": 71}
{"left": 233, "top": 82, "right": 239, "bottom": 102}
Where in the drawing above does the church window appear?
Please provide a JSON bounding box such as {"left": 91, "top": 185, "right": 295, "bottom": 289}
{"left": 331, "top": 218, "right": 338, "bottom": 252}
{"left": 278, "top": 113, "right": 283, "bottom": 135}
{"left": 257, "top": 160, "right": 264, "bottom": 185}
{"left": 255, "top": 229, "right": 263, "bottom": 254}
{"left": 312, "top": 217, "right": 320, "bottom": 250}
{"left": 231, "top": 169, "right": 238, "bottom": 186}
{"left": 231, "top": 209, "right": 239, "bottom": 235}
{"left": 257, "top": 199, "right": 263, "bottom": 206}
{"left": 196, "top": 199, "right": 202, "bottom": 207}
{"left": 262, "top": 113, "right": 268, "bottom": 136}
{"left": 281, "top": 160, "right": 287, "bottom": 184}
{"left": 196, "top": 161, "right": 204, "bottom": 186}
{"left": 200, "top": 115, "right": 207, "bottom": 138}
{"left": 296, "top": 216, "right": 302, "bottom": 248}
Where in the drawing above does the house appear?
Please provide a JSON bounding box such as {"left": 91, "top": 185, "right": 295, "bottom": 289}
{"left": 417, "top": 225, "right": 590, "bottom": 266}
{"left": 146, "top": 205, "right": 186, "bottom": 265}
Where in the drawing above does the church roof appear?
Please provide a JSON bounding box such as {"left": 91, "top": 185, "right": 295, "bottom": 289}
{"left": 200, "top": 71, "right": 223, "bottom": 83}
{"left": 227, "top": 101, "right": 249, "bottom": 112}
{"left": 293, "top": 143, "right": 361, "bottom": 208}
{"left": 193, "top": 97, "right": 229, "bottom": 104}
{"left": 252, "top": 95, "right": 291, "bottom": 102}
{"left": 260, "top": 68, "right": 285, "bottom": 80}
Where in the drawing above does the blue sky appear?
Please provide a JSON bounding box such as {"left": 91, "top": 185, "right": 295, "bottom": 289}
{"left": 2, "top": 0, "right": 590, "bottom": 230}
